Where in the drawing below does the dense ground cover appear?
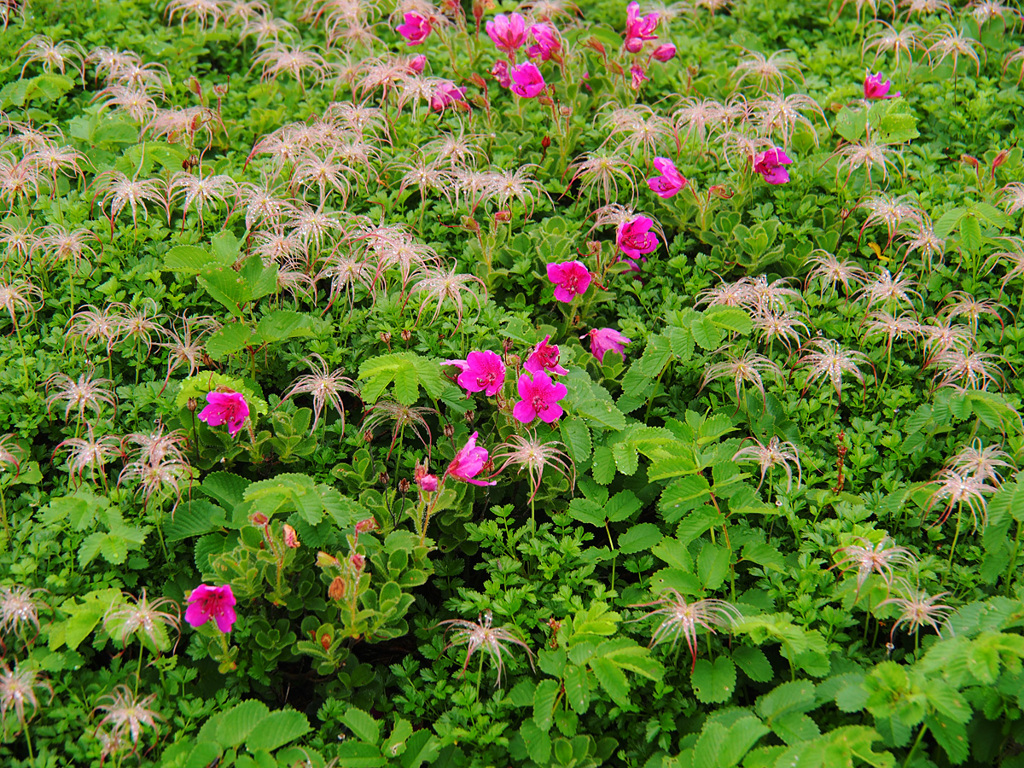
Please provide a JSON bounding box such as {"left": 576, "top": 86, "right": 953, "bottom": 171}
{"left": 1, "top": 0, "right": 1024, "bottom": 765}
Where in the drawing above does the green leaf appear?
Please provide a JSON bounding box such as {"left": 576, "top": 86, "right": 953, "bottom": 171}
{"left": 164, "top": 245, "right": 227, "bottom": 275}
{"left": 718, "top": 716, "right": 770, "bottom": 768}
{"left": 244, "top": 709, "right": 310, "bottom": 752}
{"left": 520, "top": 720, "right": 552, "bottom": 763}
{"left": 576, "top": 398, "right": 627, "bottom": 431}
{"left": 359, "top": 353, "right": 443, "bottom": 406}
{"left": 691, "top": 657, "right": 736, "bottom": 704}
{"left": 590, "top": 657, "right": 632, "bottom": 708}
{"left": 564, "top": 664, "right": 591, "bottom": 714}
{"left": 164, "top": 500, "right": 227, "bottom": 542}
{"left": 591, "top": 445, "right": 617, "bottom": 484}
{"left": 201, "top": 472, "right": 251, "bottom": 511}
{"left": 197, "top": 268, "right": 250, "bottom": 318}
{"left": 238, "top": 256, "right": 279, "bottom": 302}
{"left": 48, "top": 589, "right": 122, "bottom": 652}
{"left": 341, "top": 707, "right": 380, "bottom": 744}
{"left": 399, "top": 729, "right": 439, "bottom": 768}
{"left": 560, "top": 418, "right": 591, "bottom": 463}
{"left": 533, "top": 679, "right": 560, "bottom": 731}
{"left": 704, "top": 306, "right": 753, "bottom": 335}
{"left": 733, "top": 646, "right": 773, "bottom": 683}
{"left": 605, "top": 490, "right": 642, "bottom": 522}
{"left": 617, "top": 523, "right": 662, "bottom": 555}
{"left": 754, "top": 680, "right": 817, "bottom": 722}
{"left": 218, "top": 700, "right": 271, "bottom": 747}
{"left": 697, "top": 543, "right": 731, "bottom": 591}
{"left": 206, "top": 323, "right": 254, "bottom": 360}
{"left": 835, "top": 105, "right": 868, "bottom": 143}
{"left": 659, "top": 475, "right": 711, "bottom": 523}
{"left": 333, "top": 742, "right": 386, "bottom": 768}
{"left": 255, "top": 310, "right": 313, "bottom": 344}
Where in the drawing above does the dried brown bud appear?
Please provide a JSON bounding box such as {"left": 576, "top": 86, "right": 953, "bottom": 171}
{"left": 187, "top": 397, "right": 198, "bottom": 413}
{"left": 380, "top": 331, "right": 392, "bottom": 347}
{"left": 400, "top": 329, "right": 413, "bottom": 342}
{"left": 378, "top": 470, "right": 390, "bottom": 485}
{"left": 464, "top": 410, "right": 475, "bottom": 424}
{"left": 398, "top": 478, "right": 411, "bottom": 494}
{"left": 328, "top": 576, "right": 346, "bottom": 600}
{"left": 364, "top": 429, "right": 374, "bottom": 443}
{"left": 443, "top": 423, "right": 455, "bottom": 438}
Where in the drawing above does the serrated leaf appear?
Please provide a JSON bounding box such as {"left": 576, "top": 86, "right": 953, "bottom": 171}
{"left": 564, "top": 664, "right": 591, "bottom": 714}
{"left": 617, "top": 523, "right": 662, "bottom": 555}
{"left": 605, "top": 490, "right": 642, "bottom": 522}
{"left": 697, "top": 543, "right": 731, "bottom": 591}
{"left": 755, "top": 680, "right": 817, "bottom": 722}
{"left": 592, "top": 445, "right": 617, "bottom": 484}
{"left": 691, "top": 657, "right": 736, "bottom": 704}
{"left": 704, "top": 306, "right": 753, "bottom": 335}
{"left": 733, "top": 646, "right": 773, "bottom": 683}
{"left": 690, "top": 315, "right": 724, "bottom": 350}
{"left": 341, "top": 707, "right": 380, "bottom": 744}
{"left": 719, "top": 716, "right": 770, "bottom": 768}
{"left": 206, "top": 323, "right": 253, "bottom": 360}
{"left": 358, "top": 353, "right": 442, "bottom": 406}
{"left": 835, "top": 105, "right": 868, "bottom": 143}
{"left": 590, "top": 657, "right": 632, "bottom": 708}
{"left": 520, "top": 720, "right": 552, "bottom": 763}
{"left": 256, "top": 310, "right": 313, "bottom": 344}
{"left": 165, "top": 500, "right": 228, "bottom": 542}
{"left": 218, "top": 700, "right": 271, "bottom": 747}
{"left": 244, "top": 709, "right": 310, "bottom": 752}
{"left": 197, "top": 269, "right": 249, "bottom": 319}
{"left": 659, "top": 475, "right": 711, "bottom": 523}
{"left": 560, "top": 418, "right": 591, "bottom": 463}
{"left": 533, "top": 679, "right": 559, "bottom": 731}
{"left": 771, "top": 712, "right": 820, "bottom": 745}
{"left": 201, "top": 472, "right": 251, "bottom": 511}
{"left": 693, "top": 722, "right": 727, "bottom": 768}
{"left": 164, "top": 245, "right": 225, "bottom": 274}
{"left": 577, "top": 398, "right": 627, "bottom": 431}
{"left": 568, "top": 497, "right": 606, "bottom": 526}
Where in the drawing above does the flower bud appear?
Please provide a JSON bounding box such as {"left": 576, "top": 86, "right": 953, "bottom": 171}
{"left": 401, "top": 329, "right": 413, "bottom": 342}
{"left": 961, "top": 154, "right": 980, "bottom": 169}
{"left": 541, "top": 136, "right": 551, "bottom": 149}
{"left": 398, "top": 478, "right": 411, "bottom": 493}
{"left": 378, "top": 470, "right": 390, "bottom": 485}
{"left": 418, "top": 473, "right": 438, "bottom": 492}
{"left": 495, "top": 210, "right": 512, "bottom": 223}
{"left": 364, "top": 429, "right": 374, "bottom": 442}
{"left": 283, "top": 524, "right": 300, "bottom": 548}
{"left": 321, "top": 633, "right": 333, "bottom": 651}
{"left": 328, "top": 576, "right": 346, "bottom": 600}
{"left": 443, "top": 423, "right": 455, "bottom": 438}
{"left": 250, "top": 512, "right": 269, "bottom": 527}
{"left": 187, "top": 397, "right": 198, "bottom": 413}
{"left": 992, "top": 149, "right": 1010, "bottom": 171}
{"left": 355, "top": 518, "right": 378, "bottom": 535}
{"left": 464, "top": 410, "right": 475, "bottom": 424}
{"left": 350, "top": 553, "right": 366, "bottom": 571}
{"left": 380, "top": 331, "right": 392, "bottom": 347}
{"left": 317, "top": 551, "right": 340, "bottom": 568}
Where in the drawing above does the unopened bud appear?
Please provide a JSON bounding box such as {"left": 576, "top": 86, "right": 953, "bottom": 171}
{"left": 541, "top": 136, "right": 551, "bottom": 149}
{"left": 961, "top": 154, "right": 980, "bottom": 169}
{"left": 992, "top": 149, "right": 1010, "bottom": 171}
{"left": 505, "top": 353, "right": 521, "bottom": 368}
{"left": 328, "top": 576, "right": 346, "bottom": 600}
{"left": 321, "top": 633, "right": 332, "bottom": 651}
{"left": 187, "top": 397, "right": 198, "bottom": 413}
{"left": 400, "top": 329, "right": 413, "bottom": 342}
{"left": 364, "top": 429, "right": 374, "bottom": 443}
{"left": 378, "top": 470, "right": 390, "bottom": 485}
{"left": 380, "top": 331, "right": 391, "bottom": 346}
{"left": 418, "top": 473, "right": 438, "bottom": 492}
{"left": 443, "top": 423, "right": 455, "bottom": 438}
{"left": 250, "top": 512, "right": 269, "bottom": 527}
{"left": 398, "top": 478, "right": 411, "bottom": 493}
{"left": 586, "top": 37, "right": 606, "bottom": 56}
{"left": 464, "top": 410, "right": 475, "bottom": 424}
{"left": 350, "top": 553, "right": 366, "bottom": 571}
{"left": 355, "top": 518, "right": 378, "bottom": 535}
{"left": 188, "top": 76, "right": 202, "bottom": 96}
{"left": 709, "top": 185, "right": 734, "bottom": 200}
{"left": 317, "top": 551, "right": 339, "bottom": 568}
{"left": 495, "top": 210, "right": 512, "bottom": 223}
{"left": 283, "top": 524, "right": 300, "bottom": 548}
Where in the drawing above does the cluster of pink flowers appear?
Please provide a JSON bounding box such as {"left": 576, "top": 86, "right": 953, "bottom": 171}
{"left": 484, "top": 12, "right": 555, "bottom": 98}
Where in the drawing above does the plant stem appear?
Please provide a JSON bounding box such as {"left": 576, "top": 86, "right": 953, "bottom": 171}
{"left": 901, "top": 723, "right": 928, "bottom": 768}
{"left": 604, "top": 520, "right": 616, "bottom": 592}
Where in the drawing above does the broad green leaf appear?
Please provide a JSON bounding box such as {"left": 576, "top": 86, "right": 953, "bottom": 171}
{"left": 341, "top": 707, "right": 380, "bottom": 744}
{"left": 164, "top": 245, "right": 225, "bottom": 274}
{"left": 617, "top": 523, "right": 662, "bottom": 555}
{"left": 520, "top": 720, "right": 552, "bottom": 763}
{"left": 754, "top": 680, "right": 817, "bottom": 722}
{"left": 691, "top": 657, "right": 736, "bottom": 704}
{"left": 358, "top": 353, "right": 444, "bottom": 406}
{"left": 564, "top": 664, "right": 591, "bottom": 714}
{"left": 605, "top": 490, "right": 642, "bottom": 522}
{"left": 926, "top": 714, "right": 968, "bottom": 765}
{"left": 659, "top": 475, "right": 711, "bottom": 523}
{"left": 704, "top": 306, "right": 753, "bottom": 335}
{"left": 205, "top": 323, "right": 254, "bottom": 360}
{"left": 697, "top": 543, "right": 731, "bottom": 591}
{"left": 576, "top": 398, "right": 627, "bottom": 431}
{"left": 238, "top": 255, "right": 279, "bottom": 302}
{"left": 591, "top": 445, "right": 617, "bottom": 484}
{"left": 533, "top": 679, "right": 559, "bottom": 731}
{"left": 48, "top": 588, "right": 122, "bottom": 651}
{"left": 218, "top": 700, "right": 271, "bottom": 747}
{"left": 256, "top": 310, "right": 313, "bottom": 344}
{"left": 590, "top": 657, "right": 631, "bottom": 708}
{"left": 333, "top": 742, "right": 386, "bottom": 768}
{"left": 165, "top": 500, "right": 228, "bottom": 542}
{"left": 718, "top": 715, "right": 770, "bottom": 768}
{"left": 835, "top": 105, "right": 868, "bottom": 143}
{"left": 201, "top": 472, "right": 251, "bottom": 510}
{"left": 560, "top": 418, "right": 591, "bottom": 463}
{"left": 245, "top": 709, "right": 310, "bottom": 752}
{"left": 733, "top": 646, "right": 773, "bottom": 683}
{"left": 197, "top": 269, "right": 249, "bottom": 318}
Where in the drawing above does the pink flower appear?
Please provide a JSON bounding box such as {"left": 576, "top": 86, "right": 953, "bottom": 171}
{"left": 486, "top": 13, "right": 528, "bottom": 55}
{"left": 625, "top": 1, "right": 659, "bottom": 53}
{"left": 864, "top": 71, "right": 900, "bottom": 100}
{"left": 647, "top": 157, "right": 687, "bottom": 198}
{"left": 513, "top": 371, "right": 568, "bottom": 424}
{"left": 588, "top": 328, "right": 631, "bottom": 363}
{"left": 492, "top": 59, "right": 511, "bottom": 88}
{"left": 616, "top": 216, "right": 659, "bottom": 259}
{"left": 527, "top": 23, "right": 561, "bottom": 61}
{"left": 510, "top": 62, "right": 545, "bottom": 98}
{"left": 185, "top": 584, "right": 237, "bottom": 633}
{"left": 418, "top": 473, "right": 438, "bottom": 492}
{"left": 752, "top": 147, "right": 793, "bottom": 185}
{"left": 630, "top": 65, "right": 649, "bottom": 90}
{"left": 546, "top": 260, "right": 592, "bottom": 303}
{"left": 445, "top": 431, "right": 496, "bottom": 486}
{"left": 444, "top": 350, "right": 506, "bottom": 396}
{"left": 408, "top": 54, "right": 427, "bottom": 74}
{"left": 651, "top": 43, "right": 676, "bottom": 62}
{"left": 199, "top": 390, "right": 249, "bottom": 437}
{"left": 524, "top": 335, "right": 569, "bottom": 376}
{"left": 430, "top": 81, "right": 468, "bottom": 112}
{"left": 397, "top": 12, "right": 433, "bottom": 45}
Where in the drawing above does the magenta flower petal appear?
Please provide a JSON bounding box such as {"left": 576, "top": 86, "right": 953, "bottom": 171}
{"left": 510, "top": 62, "right": 545, "bottom": 98}
{"left": 588, "top": 327, "right": 631, "bottom": 363}
{"left": 616, "top": 216, "right": 660, "bottom": 259}
{"left": 445, "top": 351, "right": 505, "bottom": 396}
{"left": 547, "top": 260, "right": 591, "bottom": 303}
{"left": 185, "top": 584, "right": 237, "bottom": 633}
{"left": 513, "top": 372, "right": 567, "bottom": 424}
{"left": 524, "top": 335, "right": 569, "bottom": 376}
{"left": 446, "top": 431, "right": 496, "bottom": 486}
{"left": 198, "top": 390, "right": 249, "bottom": 437}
